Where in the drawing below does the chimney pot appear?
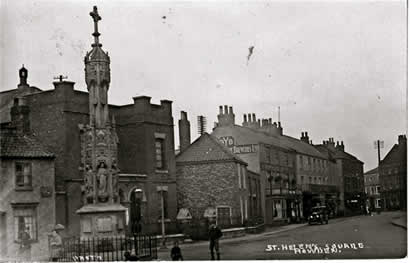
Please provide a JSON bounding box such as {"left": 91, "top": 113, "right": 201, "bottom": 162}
{"left": 243, "top": 114, "right": 247, "bottom": 122}
{"left": 248, "top": 114, "right": 251, "bottom": 122}
{"left": 224, "top": 105, "right": 228, "bottom": 114}
{"left": 268, "top": 118, "right": 272, "bottom": 124}
{"left": 219, "top": 106, "right": 223, "bottom": 114}
{"left": 229, "top": 106, "right": 233, "bottom": 114}
{"left": 252, "top": 113, "right": 256, "bottom": 122}
{"left": 181, "top": 111, "right": 187, "bottom": 120}
{"left": 179, "top": 111, "right": 191, "bottom": 152}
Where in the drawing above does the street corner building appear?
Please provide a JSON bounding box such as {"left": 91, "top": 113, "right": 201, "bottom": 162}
{"left": 175, "top": 121, "right": 263, "bottom": 238}
{"left": 364, "top": 167, "right": 382, "bottom": 212}
{"left": 0, "top": 97, "right": 56, "bottom": 261}
{"left": 0, "top": 6, "right": 177, "bottom": 241}
{"left": 379, "top": 135, "right": 407, "bottom": 211}
{"left": 211, "top": 105, "right": 365, "bottom": 225}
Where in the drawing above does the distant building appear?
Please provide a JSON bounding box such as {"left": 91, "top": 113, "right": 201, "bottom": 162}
{"left": 315, "top": 139, "right": 365, "bottom": 216}
{"left": 212, "top": 105, "right": 364, "bottom": 223}
{"left": 379, "top": 135, "right": 407, "bottom": 210}
{"left": 284, "top": 133, "right": 340, "bottom": 219}
{"left": 364, "top": 167, "right": 381, "bottom": 211}
{"left": 176, "top": 132, "right": 262, "bottom": 227}
{"left": 0, "top": 98, "right": 55, "bottom": 261}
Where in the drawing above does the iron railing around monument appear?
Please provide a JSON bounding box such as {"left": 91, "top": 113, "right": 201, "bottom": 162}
{"left": 52, "top": 235, "right": 157, "bottom": 261}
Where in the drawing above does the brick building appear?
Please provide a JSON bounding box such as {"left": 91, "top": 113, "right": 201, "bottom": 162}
{"left": 379, "top": 135, "right": 407, "bottom": 210}
{"left": 0, "top": 98, "right": 55, "bottom": 261}
{"left": 0, "top": 8, "right": 177, "bottom": 236}
{"left": 176, "top": 132, "right": 262, "bottom": 227}
{"left": 212, "top": 105, "right": 363, "bottom": 223}
{"left": 212, "top": 106, "right": 297, "bottom": 225}
{"left": 280, "top": 133, "right": 340, "bottom": 219}
{"left": 364, "top": 167, "right": 381, "bottom": 211}
{"left": 315, "top": 139, "right": 364, "bottom": 216}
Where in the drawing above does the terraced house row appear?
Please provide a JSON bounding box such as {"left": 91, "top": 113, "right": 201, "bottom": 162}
{"left": 210, "top": 105, "right": 364, "bottom": 225}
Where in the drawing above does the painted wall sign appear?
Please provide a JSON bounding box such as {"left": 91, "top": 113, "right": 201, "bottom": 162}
{"left": 232, "top": 144, "right": 258, "bottom": 154}
{"left": 219, "top": 136, "right": 235, "bottom": 147}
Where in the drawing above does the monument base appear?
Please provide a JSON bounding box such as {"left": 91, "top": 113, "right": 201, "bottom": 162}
{"left": 76, "top": 203, "right": 127, "bottom": 238}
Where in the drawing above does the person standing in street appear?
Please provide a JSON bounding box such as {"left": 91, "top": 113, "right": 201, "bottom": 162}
{"left": 49, "top": 225, "right": 64, "bottom": 261}
{"left": 208, "top": 222, "right": 223, "bottom": 260}
{"left": 170, "top": 241, "right": 183, "bottom": 261}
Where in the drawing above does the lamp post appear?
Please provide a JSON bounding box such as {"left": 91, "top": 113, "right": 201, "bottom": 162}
{"left": 374, "top": 140, "right": 384, "bottom": 165}
{"left": 130, "top": 189, "right": 142, "bottom": 235}
{"left": 157, "top": 186, "right": 167, "bottom": 249}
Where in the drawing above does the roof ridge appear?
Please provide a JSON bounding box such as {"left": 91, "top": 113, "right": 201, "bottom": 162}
{"left": 176, "top": 133, "right": 246, "bottom": 164}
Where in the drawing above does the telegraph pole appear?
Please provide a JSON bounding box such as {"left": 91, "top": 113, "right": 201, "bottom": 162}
{"left": 374, "top": 140, "right": 384, "bottom": 165}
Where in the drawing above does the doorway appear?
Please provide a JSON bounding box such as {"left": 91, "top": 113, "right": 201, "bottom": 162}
{"left": 0, "top": 212, "right": 7, "bottom": 258}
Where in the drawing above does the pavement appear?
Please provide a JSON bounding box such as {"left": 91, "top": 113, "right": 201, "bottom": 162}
{"left": 156, "top": 211, "right": 407, "bottom": 260}
{"left": 391, "top": 212, "right": 407, "bottom": 229}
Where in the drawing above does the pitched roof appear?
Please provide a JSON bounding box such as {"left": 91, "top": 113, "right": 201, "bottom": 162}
{"left": 176, "top": 133, "right": 247, "bottom": 164}
{"left": 380, "top": 143, "right": 407, "bottom": 165}
{"left": 333, "top": 150, "right": 363, "bottom": 163}
{"left": 314, "top": 143, "right": 363, "bottom": 163}
{"left": 0, "top": 128, "right": 54, "bottom": 158}
{"left": 280, "top": 135, "right": 327, "bottom": 159}
{"left": 213, "top": 124, "right": 293, "bottom": 152}
{"left": 364, "top": 167, "right": 378, "bottom": 175}
{"left": 314, "top": 145, "right": 336, "bottom": 161}
{"left": 215, "top": 125, "right": 326, "bottom": 158}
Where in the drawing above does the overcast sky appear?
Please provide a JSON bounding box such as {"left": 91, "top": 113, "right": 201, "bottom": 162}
{"left": 1, "top": 0, "right": 407, "bottom": 171}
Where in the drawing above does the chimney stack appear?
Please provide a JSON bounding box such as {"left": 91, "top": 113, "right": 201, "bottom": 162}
{"left": 179, "top": 111, "right": 191, "bottom": 152}
{"left": 11, "top": 97, "right": 30, "bottom": 134}
{"left": 301, "top": 131, "right": 310, "bottom": 143}
{"left": 336, "top": 140, "right": 345, "bottom": 151}
{"left": 398, "top": 135, "right": 407, "bottom": 145}
{"left": 217, "top": 105, "right": 235, "bottom": 126}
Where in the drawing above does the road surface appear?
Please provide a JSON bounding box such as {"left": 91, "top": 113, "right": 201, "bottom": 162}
{"left": 158, "top": 211, "right": 407, "bottom": 260}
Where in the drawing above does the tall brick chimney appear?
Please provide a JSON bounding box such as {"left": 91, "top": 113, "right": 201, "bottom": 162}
{"left": 179, "top": 111, "right": 191, "bottom": 152}
{"left": 217, "top": 105, "right": 235, "bottom": 126}
{"left": 10, "top": 97, "right": 30, "bottom": 134}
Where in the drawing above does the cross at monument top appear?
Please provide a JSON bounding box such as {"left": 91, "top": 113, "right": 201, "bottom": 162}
{"left": 90, "top": 6, "right": 102, "bottom": 46}
{"left": 90, "top": 6, "right": 101, "bottom": 23}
